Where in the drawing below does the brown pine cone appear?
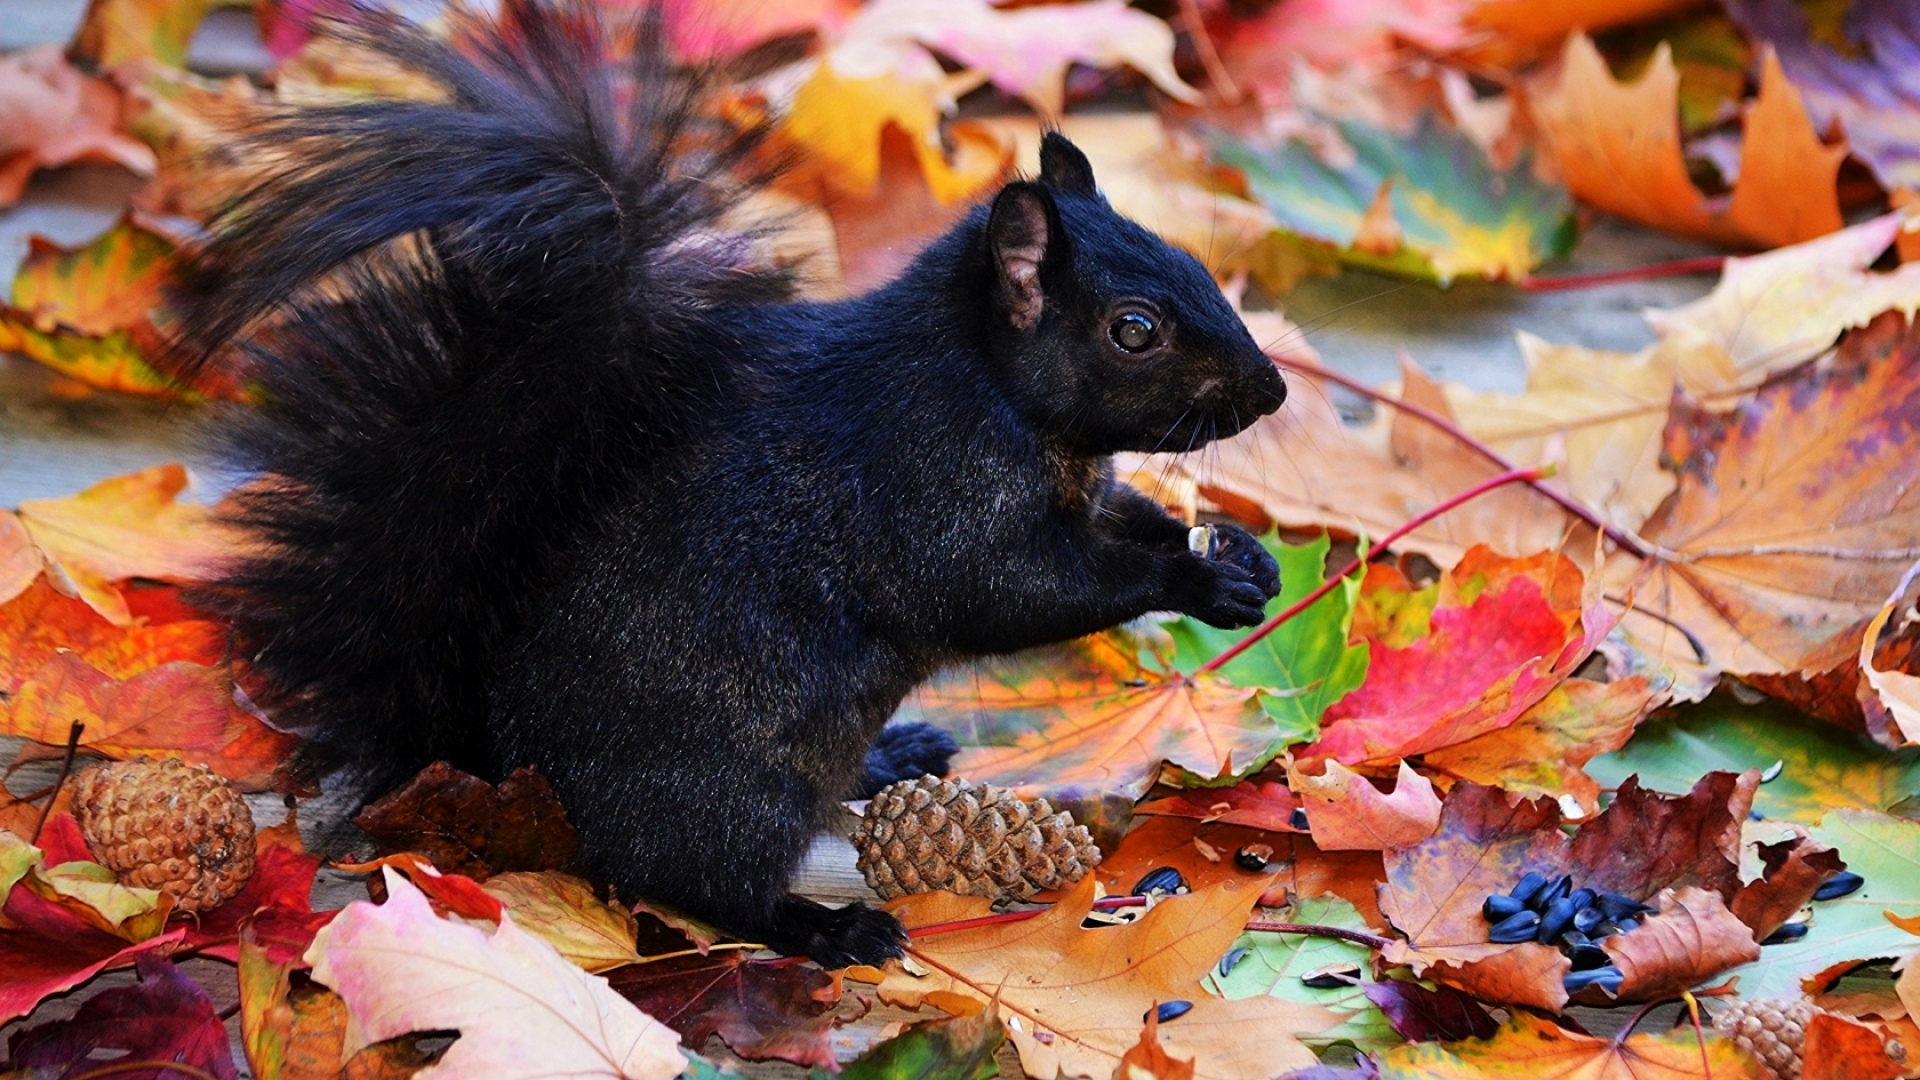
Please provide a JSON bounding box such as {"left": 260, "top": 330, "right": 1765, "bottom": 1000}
{"left": 853, "top": 775, "right": 1100, "bottom": 901}
{"left": 71, "top": 757, "right": 258, "bottom": 914}
{"left": 1714, "top": 997, "right": 1819, "bottom": 1080}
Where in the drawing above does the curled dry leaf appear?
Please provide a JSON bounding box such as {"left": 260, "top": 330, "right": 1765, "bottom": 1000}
{"left": 1284, "top": 761, "right": 1441, "bottom": 852}
{"left": 0, "top": 45, "right": 155, "bottom": 207}
{"left": 306, "top": 869, "right": 687, "bottom": 1080}
{"left": 852, "top": 877, "right": 1338, "bottom": 1080}
{"left": 351, "top": 761, "right": 581, "bottom": 880}
{"left": 1532, "top": 34, "right": 1842, "bottom": 250}
{"left": 1858, "top": 559, "right": 1920, "bottom": 748}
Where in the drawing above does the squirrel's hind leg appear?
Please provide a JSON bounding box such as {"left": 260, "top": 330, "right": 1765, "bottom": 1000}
{"left": 760, "top": 896, "right": 908, "bottom": 968}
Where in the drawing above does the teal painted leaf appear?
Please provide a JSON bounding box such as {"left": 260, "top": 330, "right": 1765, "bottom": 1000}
{"left": 1205, "top": 895, "right": 1395, "bottom": 1051}
{"left": 1587, "top": 694, "right": 1920, "bottom": 826}
{"left": 1210, "top": 115, "right": 1576, "bottom": 285}
{"left": 1167, "top": 533, "right": 1366, "bottom": 746}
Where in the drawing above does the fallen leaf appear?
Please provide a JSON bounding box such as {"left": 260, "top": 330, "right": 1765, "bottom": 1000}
{"left": 0, "top": 574, "right": 225, "bottom": 689}
{"left": 1207, "top": 0, "right": 1472, "bottom": 109}
{"left": 1725, "top": 0, "right": 1920, "bottom": 193}
{"left": 830, "top": 1009, "right": 1005, "bottom": 1080}
{"left": 482, "top": 872, "right": 640, "bottom": 974}
{"left": 1460, "top": 0, "right": 1706, "bottom": 63}
{"left": 1588, "top": 886, "right": 1760, "bottom": 1004}
{"left": 120, "top": 62, "right": 271, "bottom": 222}
{"left": 0, "top": 45, "right": 155, "bottom": 207}
{"left": 1305, "top": 547, "right": 1611, "bottom": 768}
{"left": 182, "top": 821, "right": 335, "bottom": 965}
{"left": 1598, "top": 311, "right": 1920, "bottom": 684}
{"left": 655, "top": 0, "right": 855, "bottom": 62}
{"left": 839, "top": 0, "right": 1197, "bottom": 118}
{"left": 352, "top": 762, "right": 581, "bottom": 880}
{"left": 1371, "top": 1009, "right": 1762, "bottom": 1079}
{"left": 1360, "top": 978, "right": 1498, "bottom": 1044}
{"left": 1421, "top": 676, "right": 1656, "bottom": 813}
{"left": 0, "top": 927, "right": 184, "bottom": 1026}
{"left": 1205, "top": 895, "right": 1397, "bottom": 1051}
{"left": 1113, "top": 1014, "right": 1196, "bottom": 1080}
{"left": 4, "top": 954, "right": 238, "bottom": 1079}
{"left": 1285, "top": 761, "right": 1441, "bottom": 852}
{"left": 854, "top": 877, "right": 1338, "bottom": 1080}
{"left": 1729, "top": 835, "right": 1846, "bottom": 944}
{"left": 903, "top": 626, "right": 1289, "bottom": 806}
{"left": 607, "top": 948, "right": 842, "bottom": 1070}
{"left": 1801, "top": 1010, "right": 1907, "bottom": 1080}
{"left": 1599, "top": 9, "right": 1754, "bottom": 134}
{"left": 13, "top": 465, "right": 238, "bottom": 626}
{"left": 1135, "top": 776, "right": 1302, "bottom": 834}
{"left": 1859, "top": 560, "right": 1920, "bottom": 748}
{"left": 1718, "top": 811, "right": 1920, "bottom": 999}
{"left": 1167, "top": 533, "right": 1367, "bottom": 740}
{"left": 1532, "top": 34, "right": 1843, "bottom": 249}
{"left": 1644, "top": 211, "right": 1920, "bottom": 397}
{"left": 306, "top": 869, "right": 687, "bottom": 1080}
{"left": 816, "top": 122, "right": 1008, "bottom": 294}
{"left": 237, "top": 918, "right": 438, "bottom": 1080}
{"left": 68, "top": 0, "right": 234, "bottom": 69}
{"left": 2, "top": 652, "right": 295, "bottom": 790}
{"left": 1211, "top": 112, "right": 1573, "bottom": 284}
{"left": 1588, "top": 694, "right": 1920, "bottom": 824}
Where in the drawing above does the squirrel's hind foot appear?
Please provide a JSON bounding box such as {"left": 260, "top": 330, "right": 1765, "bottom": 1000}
{"left": 855, "top": 721, "right": 959, "bottom": 798}
{"left": 766, "top": 896, "right": 908, "bottom": 968}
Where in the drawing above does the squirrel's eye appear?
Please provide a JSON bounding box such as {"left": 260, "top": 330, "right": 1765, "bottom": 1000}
{"left": 1109, "top": 312, "right": 1157, "bottom": 353}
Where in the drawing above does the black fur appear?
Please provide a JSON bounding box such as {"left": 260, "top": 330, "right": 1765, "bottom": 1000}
{"left": 175, "top": 1, "right": 1285, "bottom": 967}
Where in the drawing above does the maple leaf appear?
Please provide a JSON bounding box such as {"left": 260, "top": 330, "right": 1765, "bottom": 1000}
{"left": 852, "top": 878, "right": 1339, "bottom": 1080}
{"left": 306, "top": 869, "right": 688, "bottom": 1079}
{"left": 1167, "top": 533, "right": 1367, "bottom": 738}
{"left": 1719, "top": 811, "right": 1920, "bottom": 1000}
{"left": 3, "top": 954, "right": 238, "bottom": 1079}
{"left": 7, "top": 464, "right": 238, "bottom": 626}
{"left": 1589, "top": 695, "right": 1920, "bottom": 824}
{"left": 841, "top": 0, "right": 1198, "bottom": 119}
{"left": 902, "top": 626, "right": 1289, "bottom": 807}
{"left": 1644, "top": 211, "right": 1920, "bottom": 397}
{"left": 236, "top": 917, "right": 441, "bottom": 1080}
{"left": 1284, "top": 761, "right": 1441, "bottom": 852}
{"left": 1726, "top": 0, "right": 1920, "bottom": 194}
{"left": 1205, "top": 895, "right": 1398, "bottom": 1051}
{"left": 832, "top": 1010, "right": 1005, "bottom": 1080}
{"left": 1379, "top": 774, "right": 1762, "bottom": 1011}
{"left": 0, "top": 575, "right": 224, "bottom": 691}
{"left": 1421, "top": 676, "right": 1656, "bottom": 812}
{"left": 0, "top": 45, "right": 155, "bottom": 207}
{"left": 1303, "top": 547, "right": 1611, "bottom": 768}
{"left": 481, "top": 872, "right": 641, "bottom": 974}
{"left": 1598, "top": 311, "right": 1920, "bottom": 686}
{"left": 0, "top": 216, "right": 211, "bottom": 400}
{"left": 607, "top": 948, "right": 842, "bottom": 1070}
{"left": 352, "top": 762, "right": 581, "bottom": 880}
{"left": 1370, "top": 1010, "right": 1762, "bottom": 1079}
{"left": 1210, "top": 112, "right": 1573, "bottom": 285}
{"left": 1532, "top": 34, "right": 1842, "bottom": 250}
{"left": 1092, "top": 812, "right": 1387, "bottom": 929}
{"left": 1, "top": 653, "right": 295, "bottom": 790}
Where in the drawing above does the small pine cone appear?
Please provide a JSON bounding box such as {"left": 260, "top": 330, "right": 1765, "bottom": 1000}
{"left": 72, "top": 757, "right": 257, "bottom": 914}
{"left": 853, "top": 775, "right": 1100, "bottom": 901}
{"left": 1713, "top": 998, "right": 1819, "bottom": 1080}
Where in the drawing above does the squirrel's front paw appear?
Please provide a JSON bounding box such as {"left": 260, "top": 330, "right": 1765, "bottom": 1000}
{"left": 1206, "top": 524, "right": 1282, "bottom": 600}
{"left": 1176, "top": 554, "right": 1272, "bottom": 629}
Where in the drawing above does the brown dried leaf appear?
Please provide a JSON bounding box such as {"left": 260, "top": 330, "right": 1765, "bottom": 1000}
{"left": 353, "top": 762, "right": 580, "bottom": 880}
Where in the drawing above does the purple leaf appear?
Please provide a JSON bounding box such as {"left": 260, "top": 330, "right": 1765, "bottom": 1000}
{"left": 5, "top": 955, "right": 238, "bottom": 1080}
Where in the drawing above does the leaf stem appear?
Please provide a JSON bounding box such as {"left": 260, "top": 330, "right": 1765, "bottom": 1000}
{"left": 30, "top": 721, "right": 85, "bottom": 845}
{"left": 1243, "top": 920, "right": 1392, "bottom": 950}
{"left": 1275, "top": 354, "right": 1648, "bottom": 559}
{"left": 1197, "top": 466, "right": 1547, "bottom": 673}
{"left": 1520, "top": 256, "right": 1727, "bottom": 293}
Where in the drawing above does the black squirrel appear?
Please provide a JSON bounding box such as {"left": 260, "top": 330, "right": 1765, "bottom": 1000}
{"left": 174, "top": 0, "right": 1286, "bottom": 966}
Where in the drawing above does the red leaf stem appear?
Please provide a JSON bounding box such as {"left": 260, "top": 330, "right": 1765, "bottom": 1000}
{"left": 1520, "top": 256, "right": 1727, "bottom": 293}
{"left": 1274, "top": 353, "right": 1648, "bottom": 559}
{"left": 1197, "top": 466, "right": 1547, "bottom": 674}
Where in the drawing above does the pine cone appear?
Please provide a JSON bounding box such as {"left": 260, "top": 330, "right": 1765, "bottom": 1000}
{"left": 72, "top": 757, "right": 257, "bottom": 914}
{"left": 1714, "top": 998, "right": 1819, "bottom": 1080}
{"left": 853, "top": 775, "right": 1100, "bottom": 901}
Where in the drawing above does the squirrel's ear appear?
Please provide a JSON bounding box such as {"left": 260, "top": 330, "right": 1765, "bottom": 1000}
{"left": 987, "top": 183, "right": 1054, "bottom": 330}
{"left": 1038, "top": 132, "right": 1097, "bottom": 195}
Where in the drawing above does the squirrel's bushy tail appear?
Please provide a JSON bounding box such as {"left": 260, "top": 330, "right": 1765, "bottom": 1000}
{"left": 175, "top": 0, "right": 782, "bottom": 781}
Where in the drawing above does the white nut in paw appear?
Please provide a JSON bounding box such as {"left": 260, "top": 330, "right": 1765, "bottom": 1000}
{"left": 1187, "top": 523, "right": 1217, "bottom": 558}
